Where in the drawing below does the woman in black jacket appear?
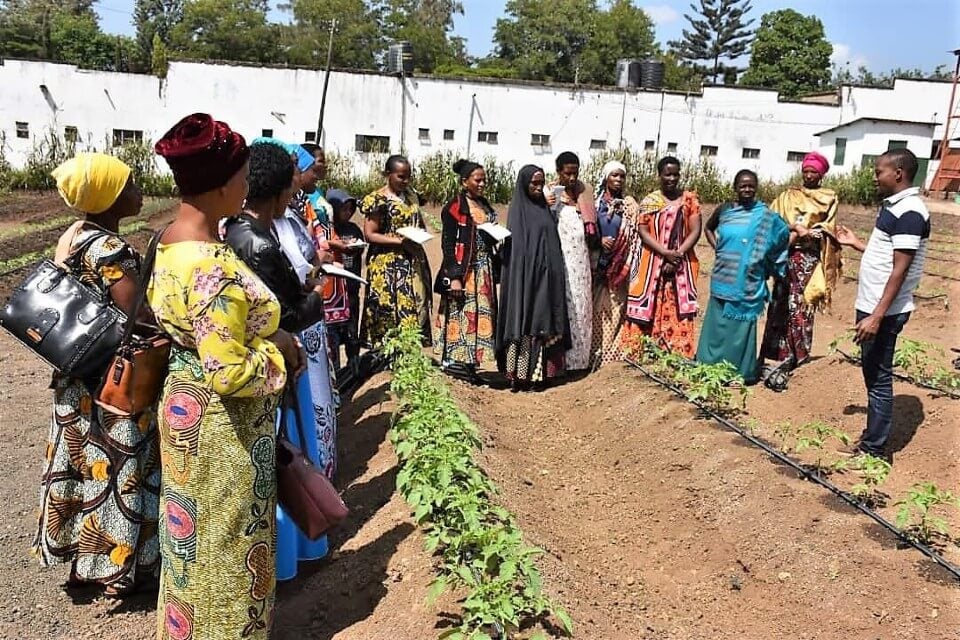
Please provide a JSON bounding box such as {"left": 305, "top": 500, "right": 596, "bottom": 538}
{"left": 222, "top": 140, "right": 334, "bottom": 580}
{"left": 433, "top": 159, "right": 501, "bottom": 383}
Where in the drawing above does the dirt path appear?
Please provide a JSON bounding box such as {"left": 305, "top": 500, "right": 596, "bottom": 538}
{"left": 0, "top": 193, "right": 958, "bottom": 639}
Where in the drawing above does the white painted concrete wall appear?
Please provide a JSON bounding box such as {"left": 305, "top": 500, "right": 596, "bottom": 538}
{"left": 0, "top": 58, "right": 952, "bottom": 185}
{"left": 819, "top": 120, "right": 936, "bottom": 175}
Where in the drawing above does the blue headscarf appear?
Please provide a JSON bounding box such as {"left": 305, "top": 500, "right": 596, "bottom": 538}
{"left": 250, "top": 137, "right": 315, "bottom": 172}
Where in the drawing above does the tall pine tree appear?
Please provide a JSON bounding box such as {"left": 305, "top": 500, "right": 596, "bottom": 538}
{"left": 669, "top": 0, "right": 755, "bottom": 84}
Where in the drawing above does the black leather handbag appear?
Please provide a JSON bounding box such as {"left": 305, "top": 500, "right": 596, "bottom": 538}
{"left": 0, "top": 230, "right": 127, "bottom": 379}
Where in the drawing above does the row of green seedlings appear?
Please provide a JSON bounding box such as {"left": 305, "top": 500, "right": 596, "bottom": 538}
{"left": 770, "top": 420, "right": 960, "bottom": 546}
{"left": 624, "top": 335, "right": 750, "bottom": 414}
{"left": 383, "top": 321, "right": 572, "bottom": 640}
{"left": 627, "top": 337, "right": 960, "bottom": 547}
{"left": 829, "top": 332, "right": 960, "bottom": 396}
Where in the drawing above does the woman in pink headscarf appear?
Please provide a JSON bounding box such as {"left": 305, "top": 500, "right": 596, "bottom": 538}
{"left": 759, "top": 151, "right": 842, "bottom": 391}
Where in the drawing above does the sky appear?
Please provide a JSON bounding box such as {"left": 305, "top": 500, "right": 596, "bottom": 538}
{"left": 94, "top": 0, "right": 960, "bottom": 74}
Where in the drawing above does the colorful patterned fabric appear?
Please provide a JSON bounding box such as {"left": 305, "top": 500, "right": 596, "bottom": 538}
{"left": 147, "top": 241, "right": 286, "bottom": 640}
{"left": 434, "top": 198, "right": 498, "bottom": 366}
{"left": 591, "top": 282, "right": 627, "bottom": 365}
{"left": 557, "top": 204, "right": 593, "bottom": 370}
{"left": 306, "top": 196, "right": 351, "bottom": 326}
{"left": 622, "top": 282, "right": 697, "bottom": 358}
{"left": 626, "top": 191, "right": 700, "bottom": 324}
{"left": 768, "top": 186, "right": 841, "bottom": 309}
{"left": 359, "top": 190, "right": 432, "bottom": 346}
{"left": 33, "top": 228, "right": 160, "bottom": 586}
{"left": 760, "top": 248, "right": 819, "bottom": 366}
{"left": 301, "top": 320, "right": 339, "bottom": 477}
{"left": 709, "top": 201, "right": 790, "bottom": 321}
{"left": 500, "top": 336, "right": 566, "bottom": 383}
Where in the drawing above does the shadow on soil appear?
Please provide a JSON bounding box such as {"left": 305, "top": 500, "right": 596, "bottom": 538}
{"left": 274, "top": 374, "right": 412, "bottom": 639}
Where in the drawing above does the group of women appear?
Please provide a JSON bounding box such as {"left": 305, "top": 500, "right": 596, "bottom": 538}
{"left": 35, "top": 114, "right": 365, "bottom": 639}
{"left": 30, "top": 105, "right": 841, "bottom": 639}
{"left": 427, "top": 150, "right": 840, "bottom": 393}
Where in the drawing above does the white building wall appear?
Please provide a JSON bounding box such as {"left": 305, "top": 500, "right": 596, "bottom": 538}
{"left": 819, "top": 121, "right": 936, "bottom": 174}
{"left": 0, "top": 59, "right": 163, "bottom": 159}
{"left": 0, "top": 58, "right": 950, "bottom": 186}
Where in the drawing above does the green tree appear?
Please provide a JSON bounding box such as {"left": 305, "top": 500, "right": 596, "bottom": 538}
{"left": 669, "top": 0, "right": 755, "bottom": 84}
{"left": 50, "top": 11, "right": 129, "bottom": 70}
{"left": 279, "top": 0, "right": 383, "bottom": 69}
{"left": 133, "top": 0, "right": 184, "bottom": 72}
{"left": 169, "top": 0, "right": 280, "bottom": 64}
{"left": 494, "top": 0, "right": 597, "bottom": 83}
{"left": 583, "top": 0, "right": 657, "bottom": 85}
{"left": 381, "top": 0, "right": 467, "bottom": 73}
{"left": 740, "top": 9, "right": 831, "bottom": 97}
{"left": 833, "top": 64, "right": 953, "bottom": 89}
{"left": 151, "top": 32, "right": 170, "bottom": 77}
{"left": 0, "top": 0, "right": 98, "bottom": 61}
{"left": 492, "top": 0, "right": 659, "bottom": 85}
{"left": 662, "top": 51, "right": 702, "bottom": 91}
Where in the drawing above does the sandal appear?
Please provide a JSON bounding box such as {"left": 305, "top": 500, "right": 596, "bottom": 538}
{"left": 762, "top": 361, "right": 791, "bottom": 392}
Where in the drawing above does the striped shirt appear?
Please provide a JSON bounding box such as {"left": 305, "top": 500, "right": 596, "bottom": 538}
{"left": 855, "top": 187, "right": 930, "bottom": 315}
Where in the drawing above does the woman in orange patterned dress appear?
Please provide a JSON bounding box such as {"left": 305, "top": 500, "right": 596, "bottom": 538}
{"left": 622, "top": 156, "right": 702, "bottom": 357}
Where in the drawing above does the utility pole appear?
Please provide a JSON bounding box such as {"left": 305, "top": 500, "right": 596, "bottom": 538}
{"left": 315, "top": 19, "right": 337, "bottom": 144}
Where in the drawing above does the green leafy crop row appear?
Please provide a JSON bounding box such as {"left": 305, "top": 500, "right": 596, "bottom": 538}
{"left": 383, "top": 321, "right": 571, "bottom": 640}
{"left": 624, "top": 335, "right": 749, "bottom": 413}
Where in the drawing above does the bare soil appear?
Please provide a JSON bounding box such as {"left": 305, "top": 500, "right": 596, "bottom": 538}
{"left": 0, "top": 192, "right": 957, "bottom": 639}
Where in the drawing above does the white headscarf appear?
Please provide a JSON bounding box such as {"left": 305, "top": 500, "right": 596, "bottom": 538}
{"left": 596, "top": 160, "right": 627, "bottom": 204}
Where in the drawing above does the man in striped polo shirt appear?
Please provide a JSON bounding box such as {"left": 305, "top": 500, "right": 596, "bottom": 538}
{"left": 835, "top": 148, "right": 929, "bottom": 460}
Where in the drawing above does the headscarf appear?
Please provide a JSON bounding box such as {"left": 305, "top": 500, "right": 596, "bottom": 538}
{"left": 496, "top": 165, "right": 570, "bottom": 352}
{"left": 595, "top": 160, "right": 627, "bottom": 199}
{"left": 155, "top": 113, "right": 249, "bottom": 196}
{"left": 801, "top": 151, "right": 829, "bottom": 177}
{"left": 294, "top": 145, "right": 315, "bottom": 172}
{"left": 251, "top": 137, "right": 314, "bottom": 172}
{"left": 52, "top": 153, "right": 131, "bottom": 214}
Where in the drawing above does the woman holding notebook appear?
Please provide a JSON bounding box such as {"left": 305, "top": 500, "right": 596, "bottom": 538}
{"left": 433, "top": 159, "right": 502, "bottom": 383}
{"left": 359, "top": 154, "right": 433, "bottom": 346}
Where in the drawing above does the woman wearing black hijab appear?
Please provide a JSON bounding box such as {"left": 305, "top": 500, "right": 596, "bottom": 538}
{"left": 434, "top": 159, "right": 500, "bottom": 383}
{"left": 496, "top": 165, "right": 570, "bottom": 391}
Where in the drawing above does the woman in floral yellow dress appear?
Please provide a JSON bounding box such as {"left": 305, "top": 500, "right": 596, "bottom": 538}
{"left": 360, "top": 154, "right": 433, "bottom": 346}
{"left": 150, "top": 114, "right": 305, "bottom": 640}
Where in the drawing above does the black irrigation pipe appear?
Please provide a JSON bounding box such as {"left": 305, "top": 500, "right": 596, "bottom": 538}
{"left": 833, "top": 347, "right": 960, "bottom": 400}
{"left": 624, "top": 357, "right": 960, "bottom": 583}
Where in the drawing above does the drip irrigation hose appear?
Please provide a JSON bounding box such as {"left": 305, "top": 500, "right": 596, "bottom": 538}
{"left": 833, "top": 347, "right": 960, "bottom": 400}
{"left": 624, "top": 357, "right": 960, "bottom": 583}
{"left": 462, "top": 549, "right": 507, "bottom": 640}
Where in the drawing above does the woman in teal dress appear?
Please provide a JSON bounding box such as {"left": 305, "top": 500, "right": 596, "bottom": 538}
{"left": 697, "top": 169, "right": 790, "bottom": 384}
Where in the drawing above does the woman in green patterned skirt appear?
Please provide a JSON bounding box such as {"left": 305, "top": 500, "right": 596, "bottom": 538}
{"left": 150, "top": 113, "right": 305, "bottom": 639}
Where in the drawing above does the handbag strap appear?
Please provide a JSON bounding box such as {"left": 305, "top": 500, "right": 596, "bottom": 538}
{"left": 278, "top": 380, "right": 309, "bottom": 450}
{"left": 118, "top": 224, "right": 169, "bottom": 348}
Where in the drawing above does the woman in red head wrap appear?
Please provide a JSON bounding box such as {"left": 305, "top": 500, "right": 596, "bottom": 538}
{"left": 149, "top": 113, "right": 305, "bottom": 639}
{"left": 759, "top": 151, "right": 842, "bottom": 391}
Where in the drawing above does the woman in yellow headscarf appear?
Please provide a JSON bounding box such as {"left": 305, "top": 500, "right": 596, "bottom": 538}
{"left": 33, "top": 153, "right": 160, "bottom": 598}
{"left": 760, "top": 151, "right": 842, "bottom": 391}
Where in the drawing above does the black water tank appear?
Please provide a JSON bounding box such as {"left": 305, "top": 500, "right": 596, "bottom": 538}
{"left": 640, "top": 58, "right": 665, "bottom": 90}
{"left": 387, "top": 42, "right": 414, "bottom": 75}
{"left": 615, "top": 59, "right": 641, "bottom": 89}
